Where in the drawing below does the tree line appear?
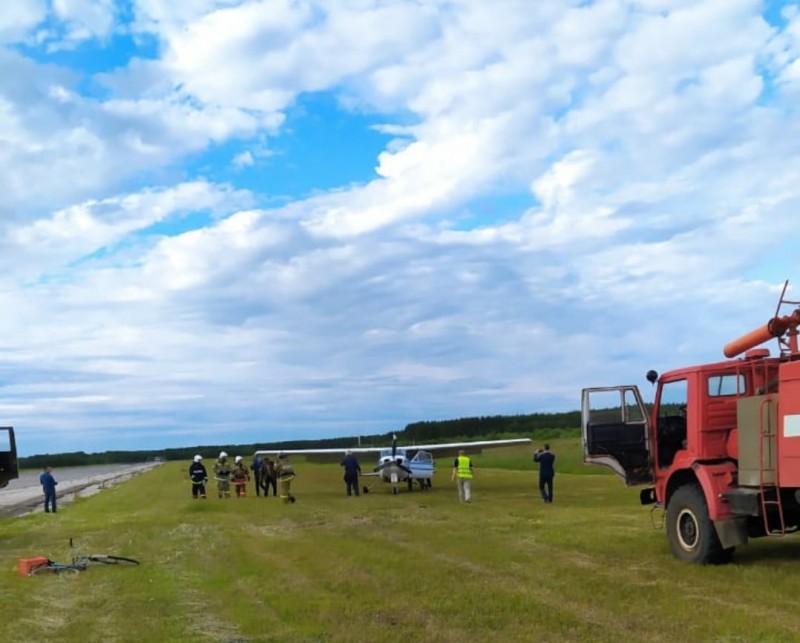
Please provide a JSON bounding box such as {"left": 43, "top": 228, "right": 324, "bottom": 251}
{"left": 19, "top": 410, "right": 581, "bottom": 468}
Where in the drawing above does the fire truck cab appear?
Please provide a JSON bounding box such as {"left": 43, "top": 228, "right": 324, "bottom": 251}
{"left": 582, "top": 286, "right": 800, "bottom": 564}
{"left": 0, "top": 427, "right": 18, "bottom": 489}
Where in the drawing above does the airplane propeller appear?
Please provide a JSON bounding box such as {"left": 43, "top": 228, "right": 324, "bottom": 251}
{"left": 374, "top": 458, "right": 412, "bottom": 475}
{"left": 389, "top": 433, "right": 411, "bottom": 473}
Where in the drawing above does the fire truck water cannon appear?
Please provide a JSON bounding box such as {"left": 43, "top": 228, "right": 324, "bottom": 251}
{"left": 723, "top": 309, "right": 800, "bottom": 359}
{"left": 581, "top": 280, "right": 800, "bottom": 564}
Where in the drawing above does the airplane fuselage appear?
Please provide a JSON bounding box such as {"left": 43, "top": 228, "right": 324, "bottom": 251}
{"left": 376, "top": 447, "right": 434, "bottom": 486}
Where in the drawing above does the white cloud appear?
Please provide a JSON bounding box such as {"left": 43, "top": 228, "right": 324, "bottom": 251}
{"left": 50, "top": 0, "right": 117, "bottom": 46}
{"left": 0, "top": 50, "right": 279, "bottom": 215}
{"left": 2, "top": 181, "right": 252, "bottom": 278}
{"left": 232, "top": 150, "right": 254, "bottom": 168}
{"left": 0, "top": 0, "right": 47, "bottom": 44}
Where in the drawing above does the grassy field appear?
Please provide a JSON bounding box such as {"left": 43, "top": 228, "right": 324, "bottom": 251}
{"left": 2, "top": 437, "right": 800, "bottom": 642}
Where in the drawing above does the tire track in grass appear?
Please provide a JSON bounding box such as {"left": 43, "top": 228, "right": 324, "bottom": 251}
{"left": 163, "top": 523, "right": 250, "bottom": 642}
{"left": 385, "top": 522, "right": 681, "bottom": 642}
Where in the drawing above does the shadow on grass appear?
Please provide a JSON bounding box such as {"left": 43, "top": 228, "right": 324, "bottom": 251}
{"left": 732, "top": 537, "right": 800, "bottom": 564}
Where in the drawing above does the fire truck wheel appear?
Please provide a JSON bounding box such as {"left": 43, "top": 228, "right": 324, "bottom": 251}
{"left": 666, "top": 484, "right": 729, "bottom": 565}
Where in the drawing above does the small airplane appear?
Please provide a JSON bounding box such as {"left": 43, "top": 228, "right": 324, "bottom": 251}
{"left": 254, "top": 435, "right": 531, "bottom": 494}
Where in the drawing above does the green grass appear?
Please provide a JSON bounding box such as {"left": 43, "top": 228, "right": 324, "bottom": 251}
{"left": 2, "top": 442, "right": 800, "bottom": 642}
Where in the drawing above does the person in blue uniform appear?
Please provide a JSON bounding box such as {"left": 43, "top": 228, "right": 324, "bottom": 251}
{"left": 533, "top": 444, "right": 555, "bottom": 503}
{"left": 251, "top": 455, "right": 264, "bottom": 496}
{"left": 39, "top": 465, "right": 58, "bottom": 513}
{"left": 340, "top": 450, "right": 362, "bottom": 496}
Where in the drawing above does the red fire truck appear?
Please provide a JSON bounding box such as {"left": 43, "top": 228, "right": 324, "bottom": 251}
{"left": 582, "top": 283, "right": 800, "bottom": 563}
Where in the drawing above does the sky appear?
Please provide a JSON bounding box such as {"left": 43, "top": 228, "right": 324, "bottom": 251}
{"left": 2, "top": 0, "right": 800, "bottom": 456}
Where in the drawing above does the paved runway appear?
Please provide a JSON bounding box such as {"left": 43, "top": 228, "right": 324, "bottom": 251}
{"left": 0, "top": 463, "right": 161, "bottom": 516}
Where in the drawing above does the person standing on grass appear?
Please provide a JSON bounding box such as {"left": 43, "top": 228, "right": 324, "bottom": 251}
{"left": 533, "top": 444, "right": 555, "bottom": 503}
{"left": 232, "top": 456, "right": 250, "bottom": 497}
{"left": 261, "top": 457, "right": 278, "bottom": 497}
{"left": 39, "top": 465, "right": 58, "bottom": 513}
{"left": 451, "top": 449, "right": 473, "bottom": 503}
{"left": 213, "top": 451, "right": 232, "bottom": 499}
{"left": 275, "top": 453, "right": 296, "bottom": 503}
{"left": 251, "top": 454, "right": 264, "bottom": 497}
{"left": 188, "top": 455, "right": 208, "bottom": 499}
{"left": 340, "top": 450, "right": 362, "bottom": 497}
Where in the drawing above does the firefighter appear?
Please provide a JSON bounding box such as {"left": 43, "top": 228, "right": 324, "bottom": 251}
{"left": 213, "top": 451, "right": 232, "bottom": 499}
{"left": 188, "top": 454, "right": 208, "bottom": 499}
{"left": 231, "top": 455, "right": 250, "bottom": 497}
{"left": 275, "top": 453, "right": 296, "bottom": 503}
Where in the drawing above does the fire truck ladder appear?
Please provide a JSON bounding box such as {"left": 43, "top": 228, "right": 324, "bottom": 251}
{"left": 758, "top": 397, "right": 786, "bottom": 536}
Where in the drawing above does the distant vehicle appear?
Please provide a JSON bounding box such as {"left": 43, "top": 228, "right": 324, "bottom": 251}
{"left": 0, "top": 427, "right": 19, "bottom": 489}
{"left": 255, "top": 435, "right": 531, "bottom": 494}
{"left": 582, "top": 281, "right": 800, "bottom": 564}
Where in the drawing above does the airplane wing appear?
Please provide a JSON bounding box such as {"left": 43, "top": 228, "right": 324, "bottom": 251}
{"left": 254, "top": 438, "right": 531, "bottom": 462}
{"left": 406, "top": 438, "right": 531, "bottom": 459}
{"left": 253, "top": 446, "right": 385, "bottom": 464}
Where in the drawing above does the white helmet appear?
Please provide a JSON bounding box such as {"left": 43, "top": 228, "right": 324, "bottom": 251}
{"left": 219, "top": 451, "right": 228, "bottom": 458}
{"left": 193, "top": 455, "right": 202, "bottom": 463}
{"left": 235, "top": 455, "right": 243, "bottom": 463}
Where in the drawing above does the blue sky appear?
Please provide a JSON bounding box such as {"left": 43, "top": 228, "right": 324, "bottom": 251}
{"left": 2, "top": 0, "right": 800, "bottom": 456}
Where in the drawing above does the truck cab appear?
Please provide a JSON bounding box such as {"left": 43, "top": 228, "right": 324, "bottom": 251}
{"left": 0, "top": 427, "right": 18, "bottom": 488}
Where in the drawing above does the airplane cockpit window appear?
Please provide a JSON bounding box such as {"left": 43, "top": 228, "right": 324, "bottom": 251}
{"left": 412, "top": 451, "right": 433, "bottom": 462}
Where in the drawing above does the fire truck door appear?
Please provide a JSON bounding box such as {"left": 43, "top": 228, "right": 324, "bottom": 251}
{"left": 581, "top": 387, "right": 653, "bottom": 485}
{"left": 0, "top": 427, "right": 18, "bottom": 489}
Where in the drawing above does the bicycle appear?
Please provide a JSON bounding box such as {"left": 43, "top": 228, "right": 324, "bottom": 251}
{"left": 29, "top": 554, "right": 140, "bottom": 575}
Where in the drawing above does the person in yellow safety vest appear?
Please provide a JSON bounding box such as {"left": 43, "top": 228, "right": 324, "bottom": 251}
{"left": 451, "top": 449, "right": 473, "bottom": 503}
{"left": 275, "top": 453, "right": 296, "bottom": 504}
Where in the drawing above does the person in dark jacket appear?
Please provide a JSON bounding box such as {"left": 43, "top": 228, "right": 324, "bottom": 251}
{"left": 340, "top": 450, "right": 362, "bottom": 496}
{"left": 188, "top": 455, "right": 208, "bottom": 499}
{"left": 251, "top": 455, "right": 264, "bottom": 496}
{"left": 261, "top": 457, "right": 277, "bottom": 497}
{"left": 39, "top": 465, "right": 58, "bottom": 513}
{"left": 533, "top": 444, "right": 555, "bottom": 503}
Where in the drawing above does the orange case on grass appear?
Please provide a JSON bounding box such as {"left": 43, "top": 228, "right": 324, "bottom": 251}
{"left": 18, "top": 557, "right": 50, "bottom": 576}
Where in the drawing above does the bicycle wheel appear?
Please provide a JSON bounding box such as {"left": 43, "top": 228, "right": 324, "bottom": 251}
{"left": 87, "top": 555, "right": 140, "bottom": 566}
